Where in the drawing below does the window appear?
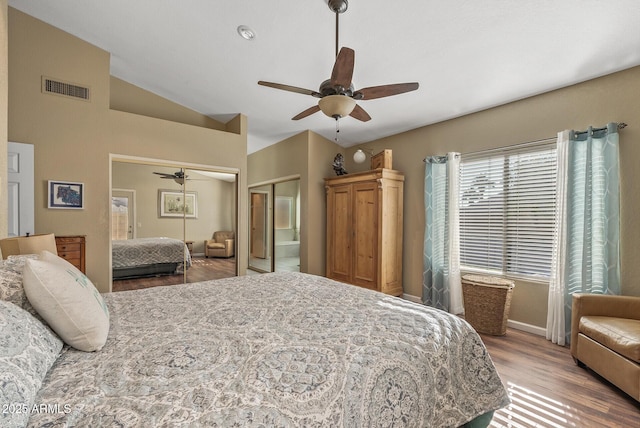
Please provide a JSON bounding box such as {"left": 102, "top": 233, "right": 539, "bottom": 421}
{"left": 111, "top": 196, "right": 129, "bottom": 240}
{"left": 459, "top": 141, "right": 557, "bottom": 280}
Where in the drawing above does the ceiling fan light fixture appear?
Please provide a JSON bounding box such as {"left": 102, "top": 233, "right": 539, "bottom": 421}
{"left": 319, "top": 95, "right": 356, "bottom": 119}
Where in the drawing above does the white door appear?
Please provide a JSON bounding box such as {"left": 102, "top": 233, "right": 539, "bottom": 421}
{"left": 112, "top": 189, "right": 135, "bottom": 240}
{"left": 7, "top": 142, "right": 35, "bottom": 237}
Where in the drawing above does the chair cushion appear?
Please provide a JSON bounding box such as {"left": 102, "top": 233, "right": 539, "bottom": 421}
{"left": 213, "top": 231, "right": 234, "bottom": 242}
{"left": 580, "top": 316, "right": 640, "bottom": 363}
{"left": 207, "top": 243, "right": 225, "bottom": 250}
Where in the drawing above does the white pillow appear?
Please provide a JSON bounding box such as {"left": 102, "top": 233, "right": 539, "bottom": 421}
{"left": 23, "top": 251, "right": 109, "bottom": 352}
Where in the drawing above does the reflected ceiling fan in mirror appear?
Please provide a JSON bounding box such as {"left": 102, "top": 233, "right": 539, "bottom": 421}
{"left": 153, "top": 170, "right": 189, "bottom": 185}
{"left": 258, "top": 0, "right": 419, "bottom": 122}
{"left": 154, "top": 169, "right": 223, "bottom": 185}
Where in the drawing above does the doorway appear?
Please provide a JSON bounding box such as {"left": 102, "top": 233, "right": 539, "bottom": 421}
{"left": 112, "top": 189, "right": 135, "bottom": 240}
{"left": 250, "top": 191, "right": 268, "bottom": 259}
{"left": 249, "top": 186, "right": 271, "bottom": 272}
{"left": 7, "top": 142, "right": 34, "bottom": 237}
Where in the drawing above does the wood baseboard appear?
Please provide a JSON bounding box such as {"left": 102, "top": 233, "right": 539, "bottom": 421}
{"left": 507, "top": 319, "right": 546, "bottom": 336}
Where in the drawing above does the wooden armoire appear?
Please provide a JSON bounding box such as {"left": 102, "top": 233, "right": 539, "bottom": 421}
{"left": 325, "top": 168, "right": 404, "bottom": 296}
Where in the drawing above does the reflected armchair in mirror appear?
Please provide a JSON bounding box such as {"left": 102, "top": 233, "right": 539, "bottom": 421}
{"left": 204, "top": 231, "right": 235, "bottom": 258}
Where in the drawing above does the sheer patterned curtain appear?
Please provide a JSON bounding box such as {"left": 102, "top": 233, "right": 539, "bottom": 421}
{"left": 423, "top": 152, "right": 463, "bottom": 314}
{"left": 546, "top": 123, "right": 621, "bottom": 346}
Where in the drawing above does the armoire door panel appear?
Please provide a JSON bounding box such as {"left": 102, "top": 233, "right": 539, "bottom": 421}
{"left": 352, "top": 183, "right": 377, "bottom": 288}
{"left": 327, "top": 185, "right": 351, "bottom": 281}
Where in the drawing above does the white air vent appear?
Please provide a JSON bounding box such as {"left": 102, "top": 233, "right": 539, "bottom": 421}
{"left": 42, "top": 76, "right": 90, "bottom": 101}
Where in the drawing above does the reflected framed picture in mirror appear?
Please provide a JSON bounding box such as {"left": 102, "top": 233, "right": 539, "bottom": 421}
{"left": 158, "top": 189, "right": 198, "bottom": 218}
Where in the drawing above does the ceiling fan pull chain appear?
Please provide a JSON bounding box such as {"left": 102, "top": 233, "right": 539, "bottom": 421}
{"left": 335, "top": 118, "right": 340, "bottom": 144}
{"left": 335, "top": 11, "right": 339, "bottom": 58}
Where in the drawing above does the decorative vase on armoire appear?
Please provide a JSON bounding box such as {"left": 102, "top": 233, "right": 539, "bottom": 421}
{"left": 325, "top": 168, "right": 404, "bottom": 296}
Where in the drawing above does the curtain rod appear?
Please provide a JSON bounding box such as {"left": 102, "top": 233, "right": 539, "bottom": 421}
{"left": 575, "top": 122, "right": 627, "bottom": 136}
{"left": 423, "top": 122, "right": 628, "bottom": 162}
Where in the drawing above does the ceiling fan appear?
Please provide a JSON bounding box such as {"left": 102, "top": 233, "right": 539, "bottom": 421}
{"left": 258, "top": 0, "right": 419, "bottom": 122}
{"left": 153, "top": 170, "right": 189, "bottom": 185}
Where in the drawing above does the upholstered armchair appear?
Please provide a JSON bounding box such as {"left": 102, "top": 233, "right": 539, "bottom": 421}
{"left": 204, "top": 231, "right": 235, "bottom": 258}
{"left": 571, "top": 293, "right": 640, "bottom": 401}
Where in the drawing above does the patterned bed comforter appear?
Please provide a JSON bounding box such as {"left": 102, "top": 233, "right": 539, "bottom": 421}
{"left": 112, "top": 237, "right": 191, "bottom": 270}
{"left": 29, "top": 272, "right": 509, "bottom": 427}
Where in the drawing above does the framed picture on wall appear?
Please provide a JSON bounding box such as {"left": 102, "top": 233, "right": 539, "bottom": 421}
{"left": 158, "top": 189, "right": 198, "bottom": 218}
{"left": 48, "top": 180, "right": 84, "bottom": 209}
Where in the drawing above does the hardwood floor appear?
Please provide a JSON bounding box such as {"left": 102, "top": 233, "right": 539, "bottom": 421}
{"left": 481, "top": 329, "right": 639, "bottom": 427}
{"left": 111, "top": 256, "right": 236, "bottom": 292}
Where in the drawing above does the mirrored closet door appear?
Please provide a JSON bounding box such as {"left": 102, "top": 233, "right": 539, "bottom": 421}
{"left": 273, "top": 180, "right": 300, "bottom": 272}
{"left": 248, "top": 185, "right": 272, "bottom": 273}
{"left": 111, "top": 160, "right": 238, "bottom": 291}
{"left": 183, "top": 168, "right": 238, "bottom": 283}
{"left": 248, "top": 178, "right": 300, "bottom": 273}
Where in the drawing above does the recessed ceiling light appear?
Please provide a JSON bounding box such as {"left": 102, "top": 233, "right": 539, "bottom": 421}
{"left": 237, "top": 25, "right": 256, "bottom": 41}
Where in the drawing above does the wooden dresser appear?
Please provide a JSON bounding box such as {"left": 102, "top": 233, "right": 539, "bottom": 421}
{"left": 55, "top": 235, "right": 86, "bottom": 273}
{"left": 325, "top": 168, "right": 404, "bottom": 296}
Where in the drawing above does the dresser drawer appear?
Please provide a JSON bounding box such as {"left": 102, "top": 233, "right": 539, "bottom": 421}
{"left": 54, "top": 235, "right": 86, "bottom": 273}
{"left": 56, "top": 243, "right": 80, "bottom": 253}
{"left": 57, "top": 249, "right": 80, "bottom": 260}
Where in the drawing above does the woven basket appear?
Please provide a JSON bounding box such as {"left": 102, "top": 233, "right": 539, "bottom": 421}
{"left": 461, "top": 274, "right": 515, "bottom": 336}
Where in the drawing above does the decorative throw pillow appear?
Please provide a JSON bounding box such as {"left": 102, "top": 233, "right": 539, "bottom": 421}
{"left": 23, "top": 251, "right": 110, "bottom": 352}
{"left": 0, "top": 255, "right": 39, "bottom": 312}
{"left": 0, "top": 300, "right": 63, "bottom": 428}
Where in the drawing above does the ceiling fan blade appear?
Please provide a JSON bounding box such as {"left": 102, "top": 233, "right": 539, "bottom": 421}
{"left": 153, "top": 172, "right": 176, "bottom": 178}
{"left": 355, "top": 82, "right": 419, "bottom": 100}
{"left": 292, "top": 105, "right": 321, "bottom": 120}
{"left": 258, "top": 81, "right": 322, "bottom": 98}
{"left": 349, "top": 104, "right": 371, "bottom": 122}
{"left": 330, "top": 47, "right": 355, "bottom": 89}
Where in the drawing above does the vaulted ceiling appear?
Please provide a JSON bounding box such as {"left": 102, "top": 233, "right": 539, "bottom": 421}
{"left": 9, "top": 0, "right": 640, "bottom": 153}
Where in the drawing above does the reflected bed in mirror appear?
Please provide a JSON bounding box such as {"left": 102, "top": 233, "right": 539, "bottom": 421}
{"left": 112, "top": 237, "right": 190, "bottom": 279}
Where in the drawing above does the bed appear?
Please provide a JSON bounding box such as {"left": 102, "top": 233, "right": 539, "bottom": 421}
{"left": 1, "top": 255, "right": 509, "bottom": 428}
{"left": 112, "top": 237, "right": 191, "bottom": 279}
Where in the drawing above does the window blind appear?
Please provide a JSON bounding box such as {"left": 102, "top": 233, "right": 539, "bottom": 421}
{"left": 459, "top": 141, "right": 557, "bottom": 279}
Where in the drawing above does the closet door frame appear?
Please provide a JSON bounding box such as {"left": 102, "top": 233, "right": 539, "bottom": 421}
{"left": 109, "top": 154, "right": 239, "bottom": 289}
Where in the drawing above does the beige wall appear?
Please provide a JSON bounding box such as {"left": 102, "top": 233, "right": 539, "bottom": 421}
{"left": 0, "top": 0, "right": 6, "bottom": 238}
{"left": 343, "top": 66, "right": 640, "bottom": 328}
{"left": 307, "top": 132, "right": 344, "bottom": 275}
{"left": 8, "top": 8, "right": 248, "bottom": 291}
{"left": 248, "top": 130, "right": 340, "bottom": 275}
{"left": 110, "top": 77, "right": 227, "bottom": 131}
